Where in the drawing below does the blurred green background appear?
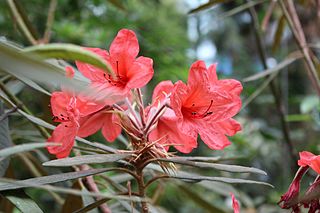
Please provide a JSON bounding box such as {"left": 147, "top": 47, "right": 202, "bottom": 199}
{"left": 1, "top": 0, "right": 320, "bottom": 212}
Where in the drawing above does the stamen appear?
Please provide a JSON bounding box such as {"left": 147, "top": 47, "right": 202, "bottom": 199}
{"left": 190, "top": 100, "right": 213, "bottom": 118}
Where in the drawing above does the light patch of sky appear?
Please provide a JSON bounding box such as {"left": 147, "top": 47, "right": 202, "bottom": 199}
{"left": 184, "top": 0, "right": 218, "bottom": 65}
{"left": 88, "top": 4, "right": 106, "bottom": 16}
{"left": 197, "top": 39, "right": 216, "bottom": 64}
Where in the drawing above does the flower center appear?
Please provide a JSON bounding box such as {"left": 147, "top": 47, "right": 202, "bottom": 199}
{"left": 103, "top": 61, "right": 127, "bottom": 87}
{"left": 185, "top": 100, "right": 213, "bottom": 119}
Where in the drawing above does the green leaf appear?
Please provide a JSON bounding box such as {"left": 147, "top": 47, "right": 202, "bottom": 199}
{"left": 2, "top": 190, "right": 43, "bottom": 213}
{"left": 0, "top": 101, "right": 13, "bottom": 177}
{"left": 0, "top": 177, "right": 144, "bottom": 202}
{"left": 272, "top": 15, "right": 286, "bottom": 53}
{"left": 0, "top": 143, "right": 60, "bottom": 158}
{"left": 188, "top": 0, "right": 229, "bottom": 14}
{"left": 285, "top": 114, "right": 312, "bottom": 122}
{"left": 171, "top": 173, "right": 273, "bottom": 187}
{"left": 73, "top": 198, "right": 109, "bottom": 213}
{"left": 42, "top": 154, "right": 131, "bottom": 167}
{"left": 159, "top": 157, "right": 267, "bottom": 175}
{"left": 0, "top": 168, "right": 110, "bottom": 191}
{"left": 24, "top": 44, "right": 112, "bottom": 73}
{"left": 0, "top": 41, "right": 87, "bottom": 92}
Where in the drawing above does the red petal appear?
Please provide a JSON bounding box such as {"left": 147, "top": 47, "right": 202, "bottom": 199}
{"left": 215, "top": 118, "right": 242, "bottom": 136}
{"left": 101, "top": 114, "right": 121, "bottom": 142}
{"left": 65, "top": 66, "right": 75, "bottom": 79}
{"left": 231, "top": 193, "right": 240, "bottom": 213}
{"left": 75, "top": 47, "right": 109, "bottom": 82}
{"left": 47, "top": 123, "right": 78, "bottom": 158}
{"left": 187, "top": 60, "right": 210, "bottom": 91}
{"left": 197, "top": 121, "right": 232, "bottom": 150}
{"left": 109, "top": 29, "right": 139, "bottom": 75}
{"left": 50, "top": 92, "right": 70, "bottom": 117}
{"left": 77, "top": 113, "right": 104, "bottom": 138}
{"left": 171, "top": 81, "right": 189, "bottom": 118}
{"left": 126, "top": 56, "right": 154, "bottom": 89}
{"left": 298, "top": 151, "right": 316, "bottom": 167}
{"left": 207, "top": 63, "right": 218, "bottom": 83}
{"left": 310, "top": 156, "right": 320, "bottom": 174}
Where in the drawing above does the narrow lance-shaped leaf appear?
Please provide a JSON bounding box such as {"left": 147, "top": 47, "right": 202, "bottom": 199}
{"left": 24, "top": 44, "right": 113, "bottom": 74}
{"left": 0, "top": 168, "right": 110, "bottom": 191}
{"left": 0, "top": 143, "right": 60, "bottom": 159}
{"left": 159, "top": 157, "right": 267, "bottom": 175}
{"left": 0, "top": 41, "right": 87, "bottom": 92}
{"left": 0, "top": 101, "right": 13, "bottom": 177}
{"left": 2, "top": 190, "right": 44, "bottom": 213}
{"left": 170, "top": 173, "right": 273, "bottom": 187}
{"left": 43, "top": 154, "right": 131, "bottom": 167}
{"left": 0, "top": 177, "right": 144, "bottom": 202}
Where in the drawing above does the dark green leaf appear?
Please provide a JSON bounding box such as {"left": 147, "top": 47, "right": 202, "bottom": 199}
{"left": 24, "top": 44, "right": 112, "bottom": 73}
{"left": 0, "top": 168, "right": 110, "bottom": 191}
{"left": 159, "top": 157, "right": 267, "bottom": 175}
{"left": 73, "top": 198, "right": 109, "bottom": 213}
{"left": 0, "top": 41, "right": 87, "bottom": 92}
{"left": 272, "top": 15, "right": 286, "bottom": 53}
{"left": 2, "top": 190, "right": 43, "bottom": 213}
{"left": 0, "top": 143, "right": 60, "bottom": 158}
{"left": 42, "top": 154, "right": 131, "bottom": 167}
{"left": 171, "top": 173, "right": 273, "bottom": 187}
{"left": 0, "top": 101, "right": 13, "bottom": 177}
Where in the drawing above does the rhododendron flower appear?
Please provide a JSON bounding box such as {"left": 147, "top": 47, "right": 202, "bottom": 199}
{"left": 231, "top": 193, "right": 240, "bottom": 213}
{"left": 47, "top": 91, "right": 108, "bottom": 158}
{"left": 278, "top": 166, "right": 308, "bottom": 210}
{"left": 150, "top": 60, "right": 242, "bottom": 152}
{"left": 75, "top": 29, "right": 154, "bottom": 104}
{"left": 298, "top": 151, "right": 320, "bottom": 174}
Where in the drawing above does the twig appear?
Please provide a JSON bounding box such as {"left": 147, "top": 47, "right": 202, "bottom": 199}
{"left": 247, "top": 1, "right": 297, "bottom": 167}
{"left": 279, "top": 0, "right": 320, "bottom": 96}
{"left": 43, "top": 0, "right": 57, "bottom": 43}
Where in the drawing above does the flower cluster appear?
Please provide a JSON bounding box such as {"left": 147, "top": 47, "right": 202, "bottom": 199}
{"left": 47, "top": 29, "right": 242, "bottom": 161}
{"left": 279, "top": 151, "right": 320, "bottom": 213}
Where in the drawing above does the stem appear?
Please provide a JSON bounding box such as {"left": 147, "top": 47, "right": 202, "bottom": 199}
{"left": 144, "top": 104, "right": 167, "bottom": 135}
{"left": 136, "top": 168, "right": 148, "bottom": 213}
{"left": 279, "top": 0, "right": 320, "bottom": 97}
{"left": 43, "top": 0, "right": 57, "bottom": 43}
{"left": 247, "top": 1, "right": 297, "bottom": 169}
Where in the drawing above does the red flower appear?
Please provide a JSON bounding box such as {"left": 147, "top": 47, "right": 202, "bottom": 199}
{"left": 76, "top": 29, "right": 154, "bottom": 105}
{"left": 148, "top": 81, "right": 197, "bottom": 153}
{"left": 231, "top": 193, "right": 240, "bottom": 213}
{"left": 149, "top": 61, "right": 242, "bottom": 153}
{"left": 278, "top": 166, "right": 308, "bottom": 210}
{"left": 298, "top": 151, "right": 320, "bottom": 174}
{"left": 47, "top": 91, "right": 104, "bottom": 158}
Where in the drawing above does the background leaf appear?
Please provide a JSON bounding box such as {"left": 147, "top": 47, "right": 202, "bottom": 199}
{"left": 1, "top": 190, "right": 43, "bottom": 213}
{"left": 0, "top": 101, "right": 13, "bottom": 177}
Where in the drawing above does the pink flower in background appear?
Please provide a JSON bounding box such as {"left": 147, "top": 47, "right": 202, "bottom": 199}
{"left": 47, "top": 91, "right": 104, "bottom": 158}
{"left": 298, "top": 151, "right": 320, "bottom": 174}
{"left": 149, "top": 61, "right": 242, "bottom": 153}
{"left": 76, "top": 29, "right": 154, "bottom": 104}
{"left": 231, "top": 193, "right": 240, "bottom": 213}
